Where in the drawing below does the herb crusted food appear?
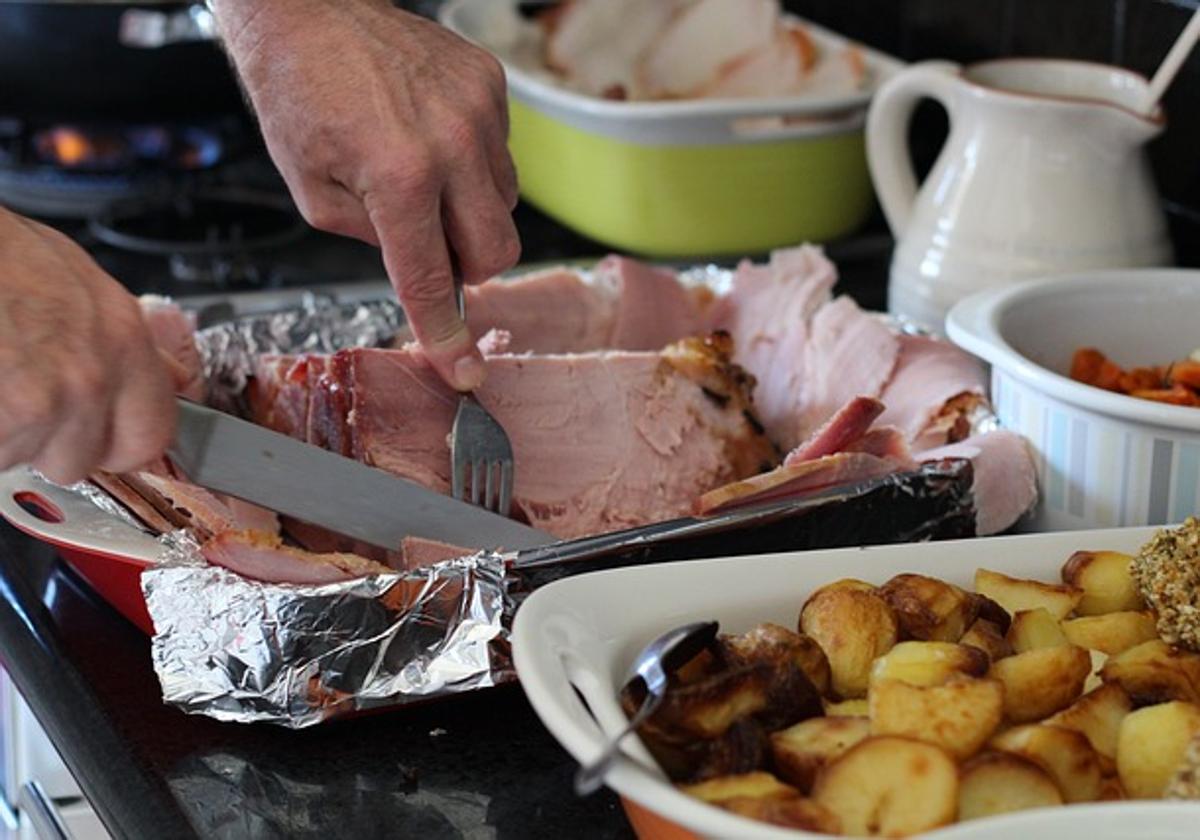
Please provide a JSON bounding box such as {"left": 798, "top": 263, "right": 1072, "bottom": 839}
{"left": 1131, "top": 517, "right": 1200, "bottom": 653}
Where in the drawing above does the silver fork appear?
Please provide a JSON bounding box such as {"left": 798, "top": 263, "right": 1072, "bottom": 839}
{"left": 449, "top": 280, "right": 515, "bottom": 516}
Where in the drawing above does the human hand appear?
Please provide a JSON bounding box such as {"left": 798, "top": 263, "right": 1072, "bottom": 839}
{"left": 0, "top": 208, "right": 178, "bottom": 483}
{"left": 213, "top": 0, "right": 520, "bottom": 390}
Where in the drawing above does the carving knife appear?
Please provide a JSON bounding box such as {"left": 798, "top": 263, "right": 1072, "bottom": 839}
{"left": 167, "top": 399, "right": 555, "bottom": 551}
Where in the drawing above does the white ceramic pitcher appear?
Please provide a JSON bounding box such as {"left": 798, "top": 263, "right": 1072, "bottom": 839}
{"left": 867, "top": 59, "right": 1173, "bottom": 332}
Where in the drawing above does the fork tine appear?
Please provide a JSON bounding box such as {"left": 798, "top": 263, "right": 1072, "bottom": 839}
{"left": 484, "top": 461, "right": 497, "bottom": 511}
{"left": 451, "top": 456, "right": 463, "bottom": 500}
{"left": 470, "top": 460, "right": 483, "bottom": 506}
{"left": 498, "top": 460, "right": 514, "bottom": 517}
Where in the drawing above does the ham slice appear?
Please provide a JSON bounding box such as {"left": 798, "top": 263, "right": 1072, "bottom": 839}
{"left": 696, "top": 452, "right": 905, "bottom": 515}
{"left": 877, "top": 335, "right": 988, "bottom": 444}
{"left": 708, "top": 245, "right": 837, "bottom": 450}
{"left": 465, "top": 267, "right": 617, "bottom": 354}
{"left": 201, "top": 530, "right": 392, "bottom": 585}
{"left": 784, "top": 396, "right": 884, "bottom": 465}
{"left": 639, "top": 0, "right": 777, "bottom": 98}
{"left": 544, "top": 0, "right": 688, "bottom": 99}
{"left": 327, "top": 336, "right": 774, "bottom": 539}
{"left": 596, "top": 256, "right": 714, "bottom": 351}
{"left": 133, "top": 470, "right": 280, "bottom": 538}
{"left": 919, "top": 431, "right": 1037, "bottom": 536}
{"left": 246, "top": 355, "right": 308, "bottom": 439}
{"left": 399, "top": 536, "right": 473, "bottom": 568}
{"left": 797, "top": 296, "right": 900, "bottom": 445}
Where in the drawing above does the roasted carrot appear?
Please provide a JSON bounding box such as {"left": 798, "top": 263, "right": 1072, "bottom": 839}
{"left": 1130, "top": 385, "right": 1200, "bottom": 407}
{"left": 1070, "top": 348, "right": 1126, "bottom": 392}
{"left": 1119, "top": 366, "right": 1167, "bottom": 393}
{"left": 1168, "top": 360, "right": 1200, "bottom": 390}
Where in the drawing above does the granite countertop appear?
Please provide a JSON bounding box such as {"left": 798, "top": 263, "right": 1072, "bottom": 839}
{"left": 0, "top": 204, "right": 892, "bottom": 840}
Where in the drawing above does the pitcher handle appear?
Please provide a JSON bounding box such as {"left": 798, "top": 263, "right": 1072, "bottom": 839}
{"left": 866, "top": 60, "right": 962, "bottom": 237}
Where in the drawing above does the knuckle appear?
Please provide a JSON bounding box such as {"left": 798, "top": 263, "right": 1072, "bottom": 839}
{"left": 375, "top": 154, "right": 441, "bottom": 197}
{"left": 400, "top": 269, "right": 453, "bottom": 309}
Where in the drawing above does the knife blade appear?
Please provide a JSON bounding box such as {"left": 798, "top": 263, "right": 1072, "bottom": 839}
{"left": 167, "top": 399, "right": 555, "bottom": 551}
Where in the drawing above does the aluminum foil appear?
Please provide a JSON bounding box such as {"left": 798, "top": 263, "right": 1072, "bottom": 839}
{"left": 143, "top": 532, "right": 513, "bottom": 728}
{"left": 197, "top": 294, "right": 404, "bottom": 410}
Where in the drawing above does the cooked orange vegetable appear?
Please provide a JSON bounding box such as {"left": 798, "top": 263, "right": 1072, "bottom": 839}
{"left": 1071, "top": 348, "right": 1200, "bottom": 408}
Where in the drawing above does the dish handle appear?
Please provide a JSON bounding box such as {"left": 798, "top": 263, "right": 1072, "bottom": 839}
{"left": 532, "top": 616, "right": 670, "bottom": 789}
{"left": 0, "top": 468, "right": 162, "bottom": 565}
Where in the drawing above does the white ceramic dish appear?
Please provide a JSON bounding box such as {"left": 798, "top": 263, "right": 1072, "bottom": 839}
{"left": 513, "top": 525, "right": 1200, "bottom": 839}
{"left": 946, "top": 270, "right": 1200, "bottom": 532}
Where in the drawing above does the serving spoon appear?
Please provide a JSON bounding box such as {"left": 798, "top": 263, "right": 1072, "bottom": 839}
{"left": 574, "top": 619, "right": 719, "bottom": 796}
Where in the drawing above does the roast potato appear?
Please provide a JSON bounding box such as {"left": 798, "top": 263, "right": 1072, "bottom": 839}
{"left": 770, "top": 715, "right": 870, "bottom": 792}
{"left": 1061, "top": 550, "right": 1144, "bottom": 615}
{"left": 823, "top": 698, "right": 869, "bottom": 717}
{"left": 988, "top": 645, "right": 1091, "bottom": 722}
{"left": 957, "top": 752, "right": 1064, "bottom": 821}
{"left": 800, "top": 586, "right": 899, "bottom": 699}
{"left": 960, "top": 618, "right": 1014, "bottom": 664}
{"left": 1006, "top": 608, "right": 1068, "bottom": 652}
{"left": 681, "top": 770, "right": 796, "bottom": 803}
{"left": 812, "top": 736, "right": 958, "bottom": 837}
{"left": 719, "top": 623, "right": 832, "bottom": 698}
{"left": 1045, "top": 682, "right": 1133, "bottom": 763}
{"left": 1099, "top": 639, "right": 1200, "bottom": 706}
{"left": 990, "top": 724, "right": 1103, "bottom": 803}
{"left": 868, "top": 676, "right": 1004, "bottom": 760}
{"left": 869, "top": 641, "right": 988, "bottom": 689}
{"left": 1116, "top": 701, "right": 1200, "bottom": 798}
{"left": 877, "top": 573, "right": 979, "bottom": 642}
{"left": 1061, "top": 611, "right": 1159, "bottom": 656}
{"left": 975, "top": 568, "right": 1082, "bottom": 620}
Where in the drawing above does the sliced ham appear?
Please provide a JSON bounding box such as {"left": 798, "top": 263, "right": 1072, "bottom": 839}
{"left": 246, "top": 355, "right": 307, "bottom": 439}
{"left": 877, "top": 335, "right": 988, "bottom": 445}
{"left": 918, "top": 430, "right": 1037, "bottom": 536}
{"left": 696, "top": 451, "right": 905, "bottom": 515}
{"left": 595, "top": 255, "right": 714, "bottom": 351}
{"left": 400, "top": 536, "right": 473, "bottom": 568}
{"left": 465, "top": 266, "right": 617, "bottom": 354}
{"left": 708, "top": 245, "right": 837, "bottom": 450}
{"left": 331, "top": 336, "right": 774, "bottom": 539}
{"left": 784, "top": 396, "right": 884, "bottom": 465}
{"left": 798, "top": 296, "right": 900, "bottom": 445}
{"left": 639, "top": 0, "right": 777, "bottom": 98}
{"left": 544, "top": 0, "right": 688, "bottom": 99}
{"left": 842, "top": 426, "right": 914, "bottom": 462}
{"left": 131, "top": 469, "right": 279, "bottom": 539}
{"left": 201, "top": 530, "right": 392, "bottom": 585}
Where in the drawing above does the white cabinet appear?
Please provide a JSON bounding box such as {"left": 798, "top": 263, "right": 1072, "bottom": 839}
{"left": 0, "top": 671, "right": 109, "bottom": 840}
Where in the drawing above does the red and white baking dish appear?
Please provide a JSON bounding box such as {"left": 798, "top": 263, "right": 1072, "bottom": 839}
{"left": 512, "top": 526, "right": 1200, "bottom": 839}
{"left": 0, "top": 468, "right": 161, "bottom": 634}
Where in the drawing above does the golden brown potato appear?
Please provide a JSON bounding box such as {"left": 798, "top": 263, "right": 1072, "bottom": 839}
{"left": 719, "top": 623, "right": 832, "bottom": 697}
{"left": 1061, "top": 611, "right": 1159, "bottom": 656}
{"left": 1006, "top": 608, "right": 1069, "bottom": 652}
{"left": 957, "top": 751, "right": 1064, "bottom": 821}
{"left": 812, "top": 736, "right": 958, "bottom": 836}
{"left": 805, "top": 578, "right": 877, "bottom": 600}
{"left": 1085, "top": 649, "right": 1109, "bottom": 694}
{"left": 720, "top": 795, "right": 842, "bottom": 832}
{"left": 800, "top": 586, "right": 899, "bottom": 699}
{"left": 960, "top": 618, "right": 1014, "bottom": 664}
{"left": 988, "top": 645, "right": 1092, "bottom": 722}
{"left": 1061, "top": 550, "right": 1144, "bottom": 615}
{"left": 673, "top": 647, "right": 718, "bottom": 685}
{"left": 680, "top": 771, "right": 797, "bottom": 803}
{"left": 643, "top": 664, "right": 771, "bottom": 740}
{"left": 770, "top": 715, "right": 870, "bottom": 792}
{"left": 990, "top": 724, "right": 1104, "bottom": 803}
{"left": 877, "top": 573, "right": 980, "bottom": 642}
{"left": 869, "top": 676, "right": 1004, "bottom": 760}
{"left": 975, "top": 568, "right": 1083, "bottom": 620}
{"left": 1045, "top": 682, "right": 1133, "bottom": 761}
{"left": 1100, "top": 639, "right": 1200, "bottom": 706}
{"left": 823, "top": 698, "right": 869, "bottom": 717}
{"left": 1099, "top": 775, "right": 1127, "bottom": 801}
{"left": 869, "top": 641, "right": 988, "bottom": 689}
{"left": 1116, "top": 701, "right": 1200, "bottom": 798}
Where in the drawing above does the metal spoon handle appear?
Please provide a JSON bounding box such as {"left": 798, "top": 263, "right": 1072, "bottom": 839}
{"left": 574, "top": 694, "right": 661, "bottom": 796}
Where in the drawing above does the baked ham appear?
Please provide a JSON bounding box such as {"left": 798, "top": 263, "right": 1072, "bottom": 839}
{"left": 202, "top": 530, "right": 392, "bottom": 585}
{"left": 253, "top": 334, "right": 776, "bottom": 541}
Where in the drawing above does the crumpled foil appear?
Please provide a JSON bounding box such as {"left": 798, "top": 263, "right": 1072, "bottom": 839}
{"left": 197, "top": 294, "right": 404, "bottom": 411}
{"left": 142, "top": 532, "right": 514, "bottom": 728}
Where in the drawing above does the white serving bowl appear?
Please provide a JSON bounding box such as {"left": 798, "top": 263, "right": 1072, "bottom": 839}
{"left": 946, "top": 270, "right": 1200, "bottom": 531}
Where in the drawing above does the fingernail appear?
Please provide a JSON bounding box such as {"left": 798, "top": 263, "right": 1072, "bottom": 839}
{"left": 453, "top": 354, "right": 487, "bottom": 392}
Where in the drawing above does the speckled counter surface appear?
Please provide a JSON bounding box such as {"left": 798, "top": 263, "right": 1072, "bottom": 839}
{"left": 0, "top": 205, "right": 891, "bottom": 839}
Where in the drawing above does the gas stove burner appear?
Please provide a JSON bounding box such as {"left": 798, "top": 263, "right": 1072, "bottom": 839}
{"left": 89, "top": 188, "right": 307, "bottom": 286}
{"left": 33, "top": 124, "right": 224, "bottom": 172}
